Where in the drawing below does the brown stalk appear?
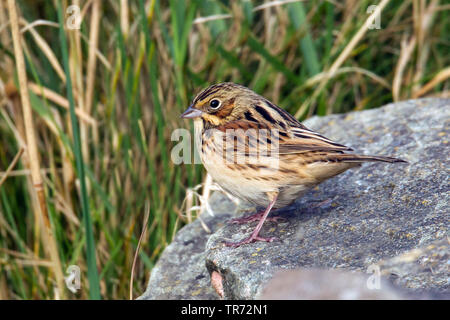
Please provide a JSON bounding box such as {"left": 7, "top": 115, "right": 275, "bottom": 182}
{"left": 69, "top": 0, "right": 89, "bottom": 166}
{"left": 412, "top": 67, "right": 450, "bottom": 98}
{"left": 120, "top": 0, "right": 129, "bottom": 39}
{"left": 85, "top": 0, "right": 101, "bottom": 116}
{"left": 19, "top": 17, "right": 66, "bottom": 83}
{"left": 295, "top": 0, "right": 391, "bottom": 118}
{"left": 0, "top": 271, "right": 10, "bottom": 299}
{"left": 0, "top": 147, "right": 24, "bottom": 187}
{"left": 129, "top": 201, "right": 150, "bottom": 300}
{"left": 6, "top": 0, "right": 66, "bottom": 299}
{"left": 28, "top": 82, "right": 97, "bottom": 125}
{"left": 0, "top": 168, "right": 52, "bottom": 178}
{"left": 0, "top": 0, "right": 13, "bottom": 75}
{"left": 412, "top": 0, "right": 438, "bottom": 94}
{"left": 1, "top": 91, "right": 44, "bottom": 267}
{"left": 393, "top": 35, "right": 416, "bottom": 101}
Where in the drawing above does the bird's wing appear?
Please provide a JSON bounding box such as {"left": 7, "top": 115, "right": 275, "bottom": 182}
{"left": 256, "top": 99, "right": 353, "bottom": 154}
{"left": 214, "top": 120, "right": 352, "bottom": 156}
{"left": 278, "top": 126, "right": 353, "bottom": 154}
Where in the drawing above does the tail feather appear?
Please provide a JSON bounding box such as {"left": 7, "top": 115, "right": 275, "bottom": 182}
{"left": 305, "top": 153, "right": 407, "bottom": 182}
{"left": 336, "top": 154, "right": 407, "bottom": 163}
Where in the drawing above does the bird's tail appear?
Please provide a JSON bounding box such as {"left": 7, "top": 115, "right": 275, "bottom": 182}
{"left": 335, "top": 154, "right": 407, "bottom": 163}
{"left": 304, "top": 153, "right": 407, "bottom": 182}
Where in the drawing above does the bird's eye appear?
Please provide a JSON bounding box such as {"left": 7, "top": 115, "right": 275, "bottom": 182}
{"left": 210, "top": 99, "right": 221, "bottom": 109}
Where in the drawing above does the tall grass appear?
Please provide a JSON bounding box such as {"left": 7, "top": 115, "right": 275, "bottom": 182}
{"left": 0, "top": 0, "right": 448, "bottom": 299}
{"left": 56, "top": 1, "right": 100, "bottom": 299}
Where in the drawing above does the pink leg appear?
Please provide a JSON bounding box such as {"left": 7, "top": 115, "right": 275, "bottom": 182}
{"left": 229, "top": 210, "right": 285, "bottom": 224}
{"left": 225, "top": 194, "right": 278, "bottom": 248}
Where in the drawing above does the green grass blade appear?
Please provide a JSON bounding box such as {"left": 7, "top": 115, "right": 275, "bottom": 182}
{"left": 288, "top": 2, "right": 321, "bottom": 77}
{"left": 57, "top": 3, "right": 101, "bottom": 300}
{"left": 247, "top": 35, "right": 300, "bottom": 85}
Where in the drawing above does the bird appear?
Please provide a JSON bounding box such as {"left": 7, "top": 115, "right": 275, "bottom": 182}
{"left": 181, "top": 82, "right": 407, "bottom": 247}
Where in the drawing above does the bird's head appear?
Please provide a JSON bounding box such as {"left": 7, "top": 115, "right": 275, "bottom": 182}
{"left": 181, "top": 82, "right": 259, "bottom": 127}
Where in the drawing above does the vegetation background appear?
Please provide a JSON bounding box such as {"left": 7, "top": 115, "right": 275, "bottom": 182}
{"left": 0, "top": 0, "right": 448, "bottom": 299}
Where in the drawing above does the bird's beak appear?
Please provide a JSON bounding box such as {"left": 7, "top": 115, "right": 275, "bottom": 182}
{"left": 181, "top": 105, "right": 203, "bottom": 119}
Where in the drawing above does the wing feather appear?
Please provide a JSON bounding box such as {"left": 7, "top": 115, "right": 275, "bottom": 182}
{"left": 279, "top": 127, "right": 353, "bottom": 154}
{"left": 214, "top": 119, "right": 352, "bottom": 156}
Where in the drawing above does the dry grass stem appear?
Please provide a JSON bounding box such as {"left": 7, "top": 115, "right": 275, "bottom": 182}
{"left": 6, "top": 0, "right": 66, "bottom": 299}
{"left": 412, "top": 67, "right": 450, "bottom": 98}
{"left": 28, "top": 82, "right": 96, "bottom": 125}
{"left": 295, "top": 0, "right": 391, "bottom": 118}
{"left": 129, "top": 201, "right": 150, "bottom": 300}
{"left": 0, "top": 147, "right": 24, "bottom": 187}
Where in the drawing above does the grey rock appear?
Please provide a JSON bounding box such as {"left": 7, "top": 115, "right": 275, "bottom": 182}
{"left": 258, "top": 269, "right": 406, "bottom": 299}
{"left": 378, "top": 238, "right": 449, "bottom": 295}
{"left": 138, "top": 192, "right": 239, "bottom": 300}
{"left": 140, "top": 98, "right": 449, "bottom": 300}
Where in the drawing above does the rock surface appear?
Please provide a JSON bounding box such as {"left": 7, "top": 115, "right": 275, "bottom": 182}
{"left": 140, "top": 98, "right": 449, "bottom": 300}
{"left": 258, "top": 269, "right": 407, "bottom": 299}
{"left": 138, "top": 192, "right": 240, "bottom": 300}
{"left": 378, "top": 238, "right": 449, "bottom": 293}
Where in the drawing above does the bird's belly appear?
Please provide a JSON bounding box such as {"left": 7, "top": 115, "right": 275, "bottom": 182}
{"left": 196, "top": 125, "right": 317, "bottom": 209}
{"left": 275, "top": 185, "right": 309, "bottom": 208}
{"left": 216, "top": 173, "right": 311, "bottom": 209}
{"left": 202, "top": 157, "right": 274, "bottom": 205}
{"left": 201, "top": 151, "right": 313, "bottom": 208}
{"left": 199, "top": 147, "right": 275, "bottom": 205}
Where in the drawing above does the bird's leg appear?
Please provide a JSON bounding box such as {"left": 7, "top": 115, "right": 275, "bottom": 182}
{"left": 225, "top": 193, "right": 278, "bottom": 248}
{"left": 229, "top": 209, "right": 285, "bottom": 224}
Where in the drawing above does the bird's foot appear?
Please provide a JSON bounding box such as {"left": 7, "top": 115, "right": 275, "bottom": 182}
{"left": 224, "top": 234, "right": 276, "bottom": 248}
{"left": 225, "top": 194, "right": 279, "bottom": 248}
